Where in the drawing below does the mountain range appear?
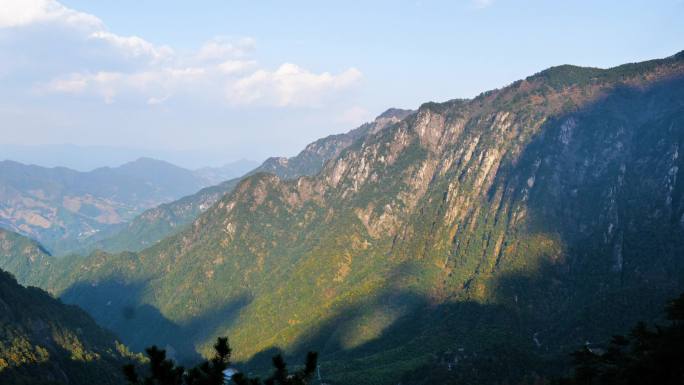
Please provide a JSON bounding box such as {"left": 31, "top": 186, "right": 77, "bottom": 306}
{"left": 1, "top": 52, "right": 684, "bottom": 384}
{"left": 0, "top": 157, "right": 213, "bottom": 255}
{"left": 87, "top": 108, "right": 413, "bottom": 254}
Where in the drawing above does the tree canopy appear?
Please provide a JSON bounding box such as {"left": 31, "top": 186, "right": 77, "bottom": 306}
{"left": 560, "top": 293, "right": 684, "bottom": 385}
{"left": 123, "top": 337, "right": 317, "bottom": 385}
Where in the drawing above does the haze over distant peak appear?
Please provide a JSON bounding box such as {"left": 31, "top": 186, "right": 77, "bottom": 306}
{"left": 194, "top": 159, "right": 261, "bottom": 185}
{"left": 0, "top": 143, "right": 260, "bottom": 171}
{"left": 0, "top": 158, "right": 211, "bottom": 254}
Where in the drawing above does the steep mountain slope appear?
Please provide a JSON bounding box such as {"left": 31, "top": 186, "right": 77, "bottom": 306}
{"left": 0, "top": 158, "right": 209, "bottom": 255}
{"left": 82, "top": 180, "right": 242, "bottom": 254}
{"left": 6, "top": 52, "right": 684, "bottom": 384}
{"left": 0, "top": 268, "right": 137, "bottom": 385}
{"left": 90, "top": 109, "right": 413, "bottom": 253}
{"left": 257, "top": 108, "right": 414, "bottom": 179}
{"left": 0, "top": 228, "right": 53, "bottom": 285}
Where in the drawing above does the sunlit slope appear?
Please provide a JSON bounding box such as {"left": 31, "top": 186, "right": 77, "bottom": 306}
{"left": 88, "top": 109, "right": 412, "bottom": 254}
{"left": 7, "top": 52, "right": 684, "bottom": 384}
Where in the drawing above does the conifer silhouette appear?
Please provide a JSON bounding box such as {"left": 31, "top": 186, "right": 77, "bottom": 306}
{"left": 123, "top": 337, "right": 317, "bottom": 385}
{"left": 560, "top": 293, "right": 684, "bottom": 385}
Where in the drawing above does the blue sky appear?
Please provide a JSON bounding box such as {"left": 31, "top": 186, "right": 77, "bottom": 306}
{"left": 1, "top": 0, "right": 683, "bottom": 169}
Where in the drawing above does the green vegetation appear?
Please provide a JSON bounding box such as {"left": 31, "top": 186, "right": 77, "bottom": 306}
{"left": 87, "top": 178, "right": 243, "bottom": 254}
{"left": 0, "top": 228, "right": 52, "bottom": 284}
{"left": 124, "top": 337, "right": 318, "bottom": 385}
{"left": 527, "top": 49, "right": 684, "bottom": 90}
{"left": 0, "top": 268, "right": 140, "bottom": 385}
{"left": 559, "top": 293, "right": 684, "bottom": 385}
{"left": 2, "top": 53, "right": 684, "bottom": 384}
{"left": 88, "top": 108, "right": 413, "bottom": 255}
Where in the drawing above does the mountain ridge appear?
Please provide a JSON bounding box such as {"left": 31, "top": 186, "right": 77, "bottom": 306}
{"left": 0, "top": 263, "right": 138, "bottom": 385}
{"left": 3, "top": 52, "right": 684, "bottom": 384}
{"left": 87, "top": 108, "right": 414, "bottom": 254}
{"left": 0, "top": 157, "right": 211, "bottom": 255}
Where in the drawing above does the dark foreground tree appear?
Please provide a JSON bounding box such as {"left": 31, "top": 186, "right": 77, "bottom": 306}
{"left": 232, "top": 352, "right": 318, "bottom": 385}
{"left": 559, "top": 293, "right": 684, "bottom": 385}
{"left": 123, "top": 337, "right": 317, "bottom": 385}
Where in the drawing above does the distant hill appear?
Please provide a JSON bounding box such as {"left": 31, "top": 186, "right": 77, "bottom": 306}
{"left": 88, "top": 109, "right": 413, "bottom": 253}
{"left": 0, "top": 158, "right": 210, "bottom": 254}
{"left": 0, "top": 264, "right": 138, "bottom": 384}
{"left": 0, "top": 144, "right": 151, "bottom": 172}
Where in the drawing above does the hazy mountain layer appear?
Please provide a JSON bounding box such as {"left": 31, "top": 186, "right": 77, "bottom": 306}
{"left": 4, "top": 53, "right": 684, "bottom": 384}
{"left": 0, "top": 158, "right": 210, "bottom": 254}
{"left": 195, "top": 159, "right": 261, "bottom": 185}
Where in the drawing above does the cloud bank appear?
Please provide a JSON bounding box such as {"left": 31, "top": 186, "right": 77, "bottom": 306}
{"left": 1, "top": 0, "right": 362, "bottom": 108}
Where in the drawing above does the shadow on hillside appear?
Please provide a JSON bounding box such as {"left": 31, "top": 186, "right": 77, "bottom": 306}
{"left": 236, "top": 268, "right": 555, "bottom": 385}
{"left": 485, "top": 74, "right": 684, "bottom": 338}
{"left": 238, "top": 261, "right": 684, "bottom": 385}
{"left": 57, "top": 74, "right": 684, "bottom": 384}
{"left": 60, "top": 279, "right": 252, "bottom": 364}
{"left": 0, "top": 340, "right": 129, "bottom": 385}
{"left": 237, "top": 76, "right": 684, "bottom": 384}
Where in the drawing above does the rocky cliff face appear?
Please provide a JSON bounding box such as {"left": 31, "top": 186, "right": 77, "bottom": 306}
{"left": 89, "top": 109, "right": 413, "bottom": 254}
{"left": 5, "top": 53, "right": 684, "bottom": 384}
{"left": 258, "top": 108, "right": 413, "bottom": 179}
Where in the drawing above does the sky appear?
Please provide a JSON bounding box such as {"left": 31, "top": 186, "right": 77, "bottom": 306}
{"left": 1, "top": 0, "right": 683, "bottom": 169}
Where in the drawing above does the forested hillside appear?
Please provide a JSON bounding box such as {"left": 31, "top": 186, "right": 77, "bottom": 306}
{"left": 3, "top": 52, "right": 684, "bottom": 384}
{"left": 89, "top": 109, "right": 412, "bottom": 254}
{"left": 0, "top": 268, "right": 139, "bottom": 385}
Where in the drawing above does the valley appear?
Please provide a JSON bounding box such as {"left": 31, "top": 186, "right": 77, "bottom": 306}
{"left": 2, "top": 52, "right": 683, "bottom": 384}
{"left": 0, "top": 158, "right": 212, "bottom": 255}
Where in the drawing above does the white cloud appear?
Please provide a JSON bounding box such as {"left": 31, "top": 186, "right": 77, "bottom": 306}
{"left": 44, "top": 74, "right": 88, "bottom": 93}
{"left": 42, "top": 62, "right": 362, "bottom": 107}
{"left": 0, "top": 0, "right": 102, "bottom": 29}
{"left": 89, "top": 31, "right": 174, "bottom": 62}
{"left": 42, "top": 67, "right": 208, "bottom": 104}
{"left": 196, "top": 36, "right": 256, "bottom": 62}
{"left": 230, "top": 63, "right": 362, "bottom": 107}
{"left": 1, "top": 0, "right": 172, "bottom": 68}
{"left": 218, "top": 59, "right": 257, "bottom": 75}
{"left": 147, "top": 95, "right": 169, "bottom": 105}
{"left": 473, "top": 0, "right": 494, "bottom": 9}
{"left": 5, "top": 0, "right": 363, "bottom": 109}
